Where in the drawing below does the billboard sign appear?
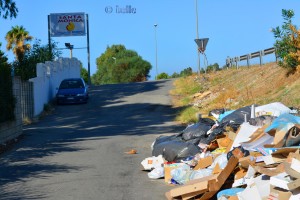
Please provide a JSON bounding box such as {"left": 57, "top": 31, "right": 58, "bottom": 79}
{"left": 49, "top": 12, "right": 86, "bottom": 37}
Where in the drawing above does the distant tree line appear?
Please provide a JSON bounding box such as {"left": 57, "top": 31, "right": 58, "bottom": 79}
{"left": 156, "top": 63, "right": 220, "bottom": 80}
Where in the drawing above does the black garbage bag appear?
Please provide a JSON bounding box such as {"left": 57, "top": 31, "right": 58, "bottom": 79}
{"left": 220, "top": 105, "right": 253, "bottom": 131}
{"left": 152, "top": 140, "right": 201, "bottom": 162}
{"left": 152, "top": 133, "right": 184, "bottom": 148}
{"left": 199, "top": 126, "right": 225, "bottom": 144}
{"left": 181, "top": 118, "right": 215, "bottom": 141}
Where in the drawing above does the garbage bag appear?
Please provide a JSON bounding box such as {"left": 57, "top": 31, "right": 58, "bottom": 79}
{"left": 152, "top": 133, "right": 183, "bottom": 149}
{"left": 199, "top": 126, "right": 225, "bottom": 144}
{"left": 182, "top": 119, "right": 214, "bottom": 141}
{"left": 220, "top": 105, "right": 253, "bottom": 131}
{"left": 152, "top": 140, "right": 201, "bottom": 162}
{"left": 209, "top": 108, "right": 225, "bottom": 120}
{"left": 147, "top": 166, "right": 164, "bottom": 179}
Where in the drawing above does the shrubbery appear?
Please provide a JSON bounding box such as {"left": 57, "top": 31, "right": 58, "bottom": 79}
{"left": 0, "top": 46, "right": 15, "bottom": 123}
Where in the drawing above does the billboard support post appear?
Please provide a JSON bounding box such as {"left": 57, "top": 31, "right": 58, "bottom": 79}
{"left": 86, "top": 14, "right": 91, "bottom": 85}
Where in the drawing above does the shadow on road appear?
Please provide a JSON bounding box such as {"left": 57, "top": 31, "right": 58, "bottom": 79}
{"left": 0, "top": 79, "right": 187, "bottom": 199}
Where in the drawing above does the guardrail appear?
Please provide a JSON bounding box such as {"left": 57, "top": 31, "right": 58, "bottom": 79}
{"left": 226, "top": 47, "right": 277, "bottom": 68}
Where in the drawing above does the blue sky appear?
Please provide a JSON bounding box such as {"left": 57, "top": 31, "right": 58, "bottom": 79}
{"left": 1, "top": 1, "right": 300, "bottom": 80}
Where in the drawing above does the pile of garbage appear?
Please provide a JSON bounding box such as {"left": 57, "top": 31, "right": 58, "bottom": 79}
{"left": 141, "top": 102, "right": 300, "bottom": 200}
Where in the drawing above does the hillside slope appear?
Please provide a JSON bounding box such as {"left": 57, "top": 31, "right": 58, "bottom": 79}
{"left": 171, "top": 62, "right": 300, "bottom": 124}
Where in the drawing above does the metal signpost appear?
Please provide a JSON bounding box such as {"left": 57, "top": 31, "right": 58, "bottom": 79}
{"left": 48, "top": 12, "right": 91, "bottom": 85}
{"left": 195, "top": 38, "right": 209, "bottom": 74}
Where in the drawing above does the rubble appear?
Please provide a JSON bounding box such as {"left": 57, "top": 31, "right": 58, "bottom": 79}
{"left": 141, "top": 102, "right": 300, "bottom": 200}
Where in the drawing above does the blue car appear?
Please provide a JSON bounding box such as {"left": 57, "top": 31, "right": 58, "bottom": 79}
{"left": 56, "top": 78, "right": 89, "bottom": 104}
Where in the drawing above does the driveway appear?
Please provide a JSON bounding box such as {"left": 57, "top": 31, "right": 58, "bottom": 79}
{"left": 0, "top": 79, "right": 184, "bottom": 200}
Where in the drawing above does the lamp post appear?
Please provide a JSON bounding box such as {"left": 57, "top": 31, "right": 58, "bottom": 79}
{"left": 195, "top": 0, "right": 201, "bottom": 77}
{"left": 154, "top": 24, "right": 158, "bottom": 80}
{"left": 65, "top": 43, "right": 74, "bottom": 58}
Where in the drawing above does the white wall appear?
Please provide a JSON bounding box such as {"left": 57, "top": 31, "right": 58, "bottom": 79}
{"left": 29, "top": 57, "right": 80, "bottom": 116}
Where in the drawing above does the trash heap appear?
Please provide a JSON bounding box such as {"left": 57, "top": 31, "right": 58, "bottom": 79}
{"left": 141, "top": 102, "right": 300, "bottom": 200}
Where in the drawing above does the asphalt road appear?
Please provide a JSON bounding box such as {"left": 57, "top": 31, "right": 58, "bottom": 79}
{"left": 0, "top": 79, "right": 185, "bottom": 200}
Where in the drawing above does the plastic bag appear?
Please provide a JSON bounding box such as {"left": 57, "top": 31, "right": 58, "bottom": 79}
{"left": 220, "top": 105, "right": 253, "bottom": 131}
{"left": 181, "top": 119, "right": 214, "bottom": 141}
{"left": 170, "top": 164, "right": 191, "bottom": 185}
{"left": 148, "top": 166, "right": 164, "bottom": 179}
{"left": 141, "top": 155, "right": 164, "bottom": 170}
{"left": 189, "top": 168, "right": 213, "bottom": 180}
{"left": 209, "top": 153, "right": 228, "bottom": 169}
{"left": 152, "top": 140, "right": 201, "bottom": 162}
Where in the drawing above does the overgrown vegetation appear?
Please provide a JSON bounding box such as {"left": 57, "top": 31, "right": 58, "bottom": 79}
{"left": 0, "top": 44, "right": 15, "bottom": 123}
{"left": 272, "top": 9, "right": 300, "bottom": 73}
{"left": 12, "top": 40, "right": 61, "bottom": 80}
{"left": 171, "top": 63, "right": 300, "bottom": 124}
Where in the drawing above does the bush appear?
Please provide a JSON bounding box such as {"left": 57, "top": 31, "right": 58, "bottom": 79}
{"left": 0, "top": 48, "right": 15, "bottom": 123}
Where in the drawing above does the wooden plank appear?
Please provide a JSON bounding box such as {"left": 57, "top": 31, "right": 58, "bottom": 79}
{"left": 197, "top": 191, "right": 216, "bottom": 200}
{"left": 169, "top": 180, "right": 209, "bottom": 197}
{"left": 165, "top": 191, "right": 173, "bottom": 200}
{"left": 181, "top": 190, "right": 207, "bottom": 200}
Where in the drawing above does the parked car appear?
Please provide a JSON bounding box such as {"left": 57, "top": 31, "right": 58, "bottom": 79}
{"left": 56, "top": 78, "right": 89, "bottom": 104}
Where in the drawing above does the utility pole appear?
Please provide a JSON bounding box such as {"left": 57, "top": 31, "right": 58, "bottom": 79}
{"left": 195, "top": 0, "right": 201, "bottom": 77}
{"left": 154, "top": 24, "right": 158, "bottom": 80}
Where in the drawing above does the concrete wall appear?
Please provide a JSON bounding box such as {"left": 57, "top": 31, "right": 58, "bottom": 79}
{"left": 29, "top": 57, "right": 80, "bottom": 116}
{"left": 0, "top": 77, "right": 23, "bottom": 144}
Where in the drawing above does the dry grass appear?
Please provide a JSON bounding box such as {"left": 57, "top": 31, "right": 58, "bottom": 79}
{"left": 171, "top": 62, "right": 300, "bottom": 124}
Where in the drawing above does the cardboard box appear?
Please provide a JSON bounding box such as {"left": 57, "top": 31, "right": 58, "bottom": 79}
{"left": 268, "top": 186, "right": 292, "bottom": 200}
{"left": 194, "top": 156, "right": 213, "bottom": 170}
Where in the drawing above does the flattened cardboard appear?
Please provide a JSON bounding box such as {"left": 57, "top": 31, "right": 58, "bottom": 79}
{"left": 194, "top": 156, "right": 213, "bottom": 170}
{"left": 167, "top": 157, "right": 238, "bottom": 200}
{"left": 291, "top": 158, "right": 300, "bottom": 174}
{"left": 268, "top": 186, "right": 292, "bottom": 200}
{"left": 284, "top": 161, "right": 300, "bottom": 179}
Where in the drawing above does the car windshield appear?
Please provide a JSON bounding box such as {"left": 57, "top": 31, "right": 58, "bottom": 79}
{"left": 59, "top": 80, "right": 84, "bottom": 89}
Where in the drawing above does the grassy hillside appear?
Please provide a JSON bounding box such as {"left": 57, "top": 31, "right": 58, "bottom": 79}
{"left": 170, "top": 62, "right": 300, "bottom": 124}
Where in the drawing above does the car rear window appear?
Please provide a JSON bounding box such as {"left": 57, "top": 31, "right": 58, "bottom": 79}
{"left": 59, "top": 80, "right": 84, "bottom": 89}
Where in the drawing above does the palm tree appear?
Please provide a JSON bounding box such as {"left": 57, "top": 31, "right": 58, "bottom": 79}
{"left": 5, "top": 25, "right": 33, "bottom": 61}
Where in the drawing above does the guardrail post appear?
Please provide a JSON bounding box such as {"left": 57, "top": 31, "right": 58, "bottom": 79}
{"left": 247, "top": 54, "right": 251, "bottom": 67}
{"left": 259, "top": 50, "right": 264, "bottom": 66}
{"left": 235, "top": 57, "right": 239, "bottom": 69}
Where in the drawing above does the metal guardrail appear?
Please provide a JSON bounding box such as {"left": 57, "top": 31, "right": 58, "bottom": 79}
{"left": 226, "top": 47, "right": 276, "bottom": 68}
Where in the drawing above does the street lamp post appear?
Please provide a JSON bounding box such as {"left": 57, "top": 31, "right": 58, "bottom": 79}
{"left": 65, "top": 43, "right": 74, "bottom": 58}
{"left": 154, "top": 24, "right": 158, "bottom": 80}
{"left": 195, "top": 0, "right": 201, "bottom": 77}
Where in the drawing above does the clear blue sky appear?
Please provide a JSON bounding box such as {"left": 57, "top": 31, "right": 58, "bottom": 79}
{"left": 1, "top": 0, "right": 300, "bottom": 80}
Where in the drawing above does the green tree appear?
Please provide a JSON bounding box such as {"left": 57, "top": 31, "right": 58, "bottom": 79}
{"left": 13, "top": 39, "right": 61, "bottom": 80}
{"left": 80, "top": 63, "right": 88, "bottom": 83}
{"left": 5, "top": 25, "right": 33, "bottom": 62}
{"left": 157, "top": 72, "right": 169, "bottom": 80}
{"left": 93, "top": 44, "right": 152, "bottom": 84}
{"left": 272, "top": 9, "right": 298, "bottom": 71}
{"left": 0, "top": 0, "right": 18, "bottom": 19}
{"left": 180, "top": 67, "right": 193, "bottom": 77}
{"left": 206, "top": 63, "right": 220, "bottom": 73}
{"left": 170, "top": 72, "right": 180, "bottom": 78}
{"left": 0, "top": 43, "right": 15, "bottom": 122}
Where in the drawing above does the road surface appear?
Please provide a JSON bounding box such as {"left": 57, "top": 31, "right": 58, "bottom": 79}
{"left": 0, "top": 79, "right": 184, "bottom": 200}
